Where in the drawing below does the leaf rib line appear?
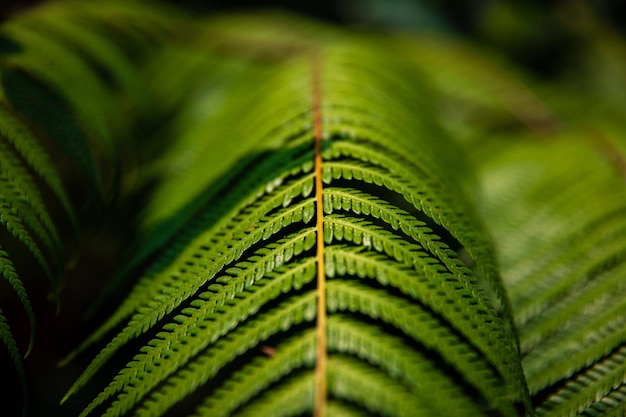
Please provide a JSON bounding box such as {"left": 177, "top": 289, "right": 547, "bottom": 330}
{"left": 312, "top": 52, "right": 327, "bottom": 417}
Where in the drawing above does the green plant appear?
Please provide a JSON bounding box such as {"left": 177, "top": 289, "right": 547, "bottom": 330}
{"left": 1, "top": 1, "right": 626, "bottom": 416}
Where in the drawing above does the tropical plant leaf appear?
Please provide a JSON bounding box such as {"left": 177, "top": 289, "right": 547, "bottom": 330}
{"left": 1, "top": 1, "right": 624, "bottom": 416}
{"left": 62, "top": 17, "right": 531, "bottom": 417}
{"left": 0, "top": 1, "right": 189, "bottom": 411}
{"left": 0, "top": 305, "right": 27, "bottom": 409}
{"left": 473, "top": 127, "right": 626, "bottom": 417}
{"left": 0, "top": 251, "right": 29, "bottom": 409}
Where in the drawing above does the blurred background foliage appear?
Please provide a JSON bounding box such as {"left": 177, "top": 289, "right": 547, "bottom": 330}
{"left": 3, "top": 0, "right": 625, "bottom": 74}
{"left": 6, "top": 0, "right": 624, "bottom": 132}
{"left": 2, "top": 0, "right": 625, "bottom": 128}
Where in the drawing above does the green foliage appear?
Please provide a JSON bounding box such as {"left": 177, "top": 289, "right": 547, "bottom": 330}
{"left": 0, "top": 0, "right": 187, "bottom": 412}
{"left": 0, "top": 1, "right": 625, "bottom": 417}
{"left": 476, "top": 135, "right": 626, "bottom": 417}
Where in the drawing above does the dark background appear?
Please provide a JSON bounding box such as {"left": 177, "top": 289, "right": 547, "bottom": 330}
{"left": 2, "top": 0, "right": 626, "bottom": 79}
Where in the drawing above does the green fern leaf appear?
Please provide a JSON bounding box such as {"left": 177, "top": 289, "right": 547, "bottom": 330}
{"left": 189, "top": 329, "right": 317, "bottom": 417}
{"left": 0, "top": 2, "right": 194, "bottom": 413}
{"left": 65, "top": 20, "right": 530, "bottom": 417}
{"left": 0, "top": 306, "right": 27, "bottom": 410}
{"left": 0, "top": 2, "right": 619, "bottom": 416}
{"left": 224, "top": 373, "right": 315, "bottom": 417}
{"left": 0, "top": 248, "right": 35, "bottom": 356}
{"left": 0, "top": 136, "right": 63, "bottom": 274}
{"left": 474, "top": 129, "right": 626, "bottom": 415}
{"left": 0, "top": 22, "right": 113, "bottom": 196}
{"left": 0, "top": 193, "right": 54, "bottom": 282}
{"left": 0, "top": 105, "right": 78, "bottom": 237}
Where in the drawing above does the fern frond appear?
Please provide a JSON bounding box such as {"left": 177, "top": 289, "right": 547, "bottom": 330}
{"left": 0, "top": 105, "right": 77, "bottom": 234}
{"left": 61, "top": 51, "right": 319, "bottom": 385}
{"left": 326, "top": 278, "right": 514, "bottom": 413}
{"left": 17, "top": 10, "right": 145, "bottom": 101}
{"left": 473, "top": 129, "right": 626, "bottom": 414}
{"left": 62, "top": 196, "right": 317, "bottom": 400}
{"left": 225, "top": 373, "right": 314, "bottom": 417}
{"left": 155, "top": 328, "right": 317, "bottom": 417}
{"left": 0, "top": 2, "right": 620, "bottom": 416}
{"left": 551, "top": 384, "right": 626, "bottom": 417}
{"left": 0, "top": 248, "right": 35, "bottom": 356}
{"left": 324, "top": 245, "right": 515, "bottom": 378}
{"left": 327, "top": 354, "right": 429, "bottom": 417}
{"left": 0, "top": 140, "right": 61, "bottom": 245}
{"left": 0, "top": 194, "right": 54, "bottom": 282}
{"left": 323, "top": 188, "right": 471, "bottom": 280}
{"left": 535, "top": 344, "right": 626, "bottom": 417}
{"left": 321, "top": 150, "right": 509, "bottom": 321}
{"left": 0, "top": 0, "right": 188, "bottom": 203}
{"left": 61, "top": 172, "right": 317, "bottom": 365}
{"left": 523, "top": 293, "right": 626, "bottom": 392}
{"left": 67, "top": 17, "right": 529, "bottom": 417}
{"left": 0, "top": 22, "right": 114, "bottom": 195}
{"left": 84, "top": 252, "right": 316, "bottom": 416}
{"left": 0, "top": 138, "right": 63, "bottom": 277}
{"left": 0, "top": 2, "right": 196, "bottom": 412}
{"left": 0, "top": 307, "right": 27, "bottom": 409}
{"left": 84, "top": 290, "right": 318, "bottom": 417}
{"left": 519, "top": 251, "right": 626, "bottom": 355}
{"left": 327, "top": 314, "right": 485, "bottom": 415}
